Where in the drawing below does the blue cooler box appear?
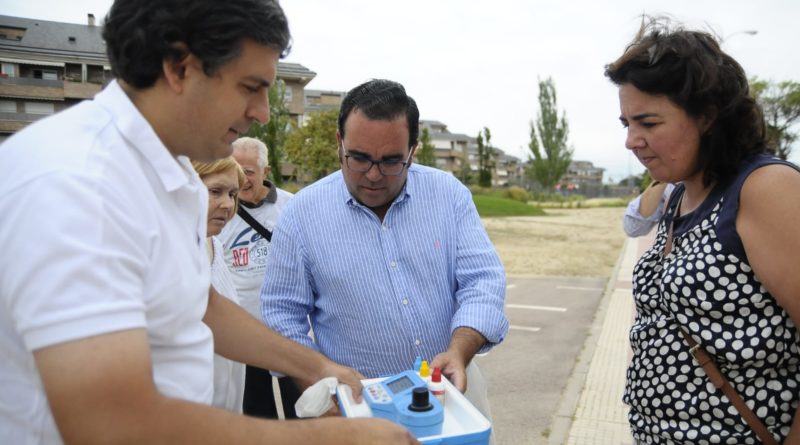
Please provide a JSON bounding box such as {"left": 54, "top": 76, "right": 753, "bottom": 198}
{"left": 337, "top": 373, "right": 491, "bottom": 445}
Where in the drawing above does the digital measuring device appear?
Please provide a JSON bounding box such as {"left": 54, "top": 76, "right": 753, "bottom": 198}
{"left": 362, "top": 370, "right": 444, "bottom": 438}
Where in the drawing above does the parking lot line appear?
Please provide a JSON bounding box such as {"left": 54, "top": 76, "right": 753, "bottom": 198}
{"left": 556, "top": 285, "right": 603, "bottom": 291}
{"left": 509, "top": 325, "right": 541, "bottom": 332}
{"left": 506, "top": 304, "right": 567, "bottom": 312}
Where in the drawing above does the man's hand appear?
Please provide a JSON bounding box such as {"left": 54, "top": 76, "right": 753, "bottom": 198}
{"left": 430, "top": 350, "right": 468, "bottom": 392}
{"left": 431, "top": 327, "right": 487, "bottom": 392}
{"left": 317, "top": 360, "right": 365, "bottom": 403}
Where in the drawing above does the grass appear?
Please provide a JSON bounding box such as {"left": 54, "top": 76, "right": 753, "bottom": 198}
{"left": 472, "top": 194, "right": 546, "bottom": 217}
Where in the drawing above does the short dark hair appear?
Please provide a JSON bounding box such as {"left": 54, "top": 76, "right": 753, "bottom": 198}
{"left": 103, "top": 0, "right": 291, "bottom": 89}
{"left": 338, "top": 79, "right": 420, "bottom": 149}
{"left": 605, "top": 17, "right": 766, "bottom": 186}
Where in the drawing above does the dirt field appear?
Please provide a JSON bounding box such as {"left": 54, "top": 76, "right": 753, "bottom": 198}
{"left": 483, "top": 207, "right": 627, "bottom": 278}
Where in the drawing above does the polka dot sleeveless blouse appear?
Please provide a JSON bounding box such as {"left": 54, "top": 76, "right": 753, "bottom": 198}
{"left": 624, "top": 156, "right": 800, "bottom": 444}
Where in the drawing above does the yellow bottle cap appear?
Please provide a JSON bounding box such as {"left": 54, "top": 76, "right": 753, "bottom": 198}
{"left": 419, "top": 360, "right": 431, "bottom": 378}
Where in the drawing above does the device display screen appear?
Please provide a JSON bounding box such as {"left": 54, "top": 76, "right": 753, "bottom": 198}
{"left": 386, "top": 376, "right": 414, "bottom": 394}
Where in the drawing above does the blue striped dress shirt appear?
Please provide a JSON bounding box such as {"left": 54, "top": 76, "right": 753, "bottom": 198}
{"left": 260, "top": 164, "right": 508, "bottom": 378}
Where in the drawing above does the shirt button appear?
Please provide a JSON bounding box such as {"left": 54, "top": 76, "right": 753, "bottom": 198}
{"left": 415, "top": 339, "right": 421, "bottom": 346}
{"left": 382, "top": 225, "right": 388, "bottom": 231}
{"left": 390, "top": 261, "right": 397, "bottom": 268}
{"left": 402, "top": 299, "right": 409, "bottom": 305}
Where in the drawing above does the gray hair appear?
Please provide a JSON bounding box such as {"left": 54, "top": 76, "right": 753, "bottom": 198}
{"left": 232, "top": 137, "right": 269, "bottom": 168}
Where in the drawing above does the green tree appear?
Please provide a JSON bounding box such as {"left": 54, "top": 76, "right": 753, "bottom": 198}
{"left": 284, "top": 109, "right": 340, "bottom": 181}
{"left": 526, "top": 77, "right": 573, "bottom": 190}
{"left": 417, "top": 127, "right": 437, "bottom": 167}
{"left": 750, "top": 78, "right": 800, "bottom": 160}
{"left": 476, "top": 127, "right": 495, "bottom": 188}
{"left": 245, "top": 79, "right": 291, "bottom": 186}
{"left": 457, "top": 152, "right": 474, "bottom": 185}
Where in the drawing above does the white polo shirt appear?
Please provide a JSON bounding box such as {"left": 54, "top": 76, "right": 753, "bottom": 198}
{"left": 0, "top": 81, "right": 214, "bottom": 443}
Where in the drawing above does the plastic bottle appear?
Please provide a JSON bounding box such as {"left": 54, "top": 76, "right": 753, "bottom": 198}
{"left": 428, "top": 367, "right": 446, "bottom": 406}
{"left": 419, "top": 360, "right": 431, "bottom": 382}
{"left": 413, "top": 356, "right": 422, "bottom": 373}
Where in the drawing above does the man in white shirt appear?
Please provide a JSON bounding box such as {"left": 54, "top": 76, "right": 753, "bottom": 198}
{"left": 0, "top": 1, "right": 416, "bottom": 444}
{"left": 220, "top": 137, "right": 300, "bottom": 418}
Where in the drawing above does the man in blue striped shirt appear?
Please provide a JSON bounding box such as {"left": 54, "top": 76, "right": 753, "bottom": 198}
{"left": 261, "top": 79, "right": 508, "bottom": 416}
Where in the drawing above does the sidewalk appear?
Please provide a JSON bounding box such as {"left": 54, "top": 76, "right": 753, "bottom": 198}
{"left": 548, "top": 232, "right": 654, "bottom": 445}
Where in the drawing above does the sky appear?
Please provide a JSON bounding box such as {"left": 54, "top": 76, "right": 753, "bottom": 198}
{"left": 2, "top": 0, "right": 799, "bottom": 182}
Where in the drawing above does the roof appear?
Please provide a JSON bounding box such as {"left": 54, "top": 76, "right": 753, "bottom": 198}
{"left": 0, "top": 14, "right": 106, "bottom": 62}
{"left": 277, "top": 62, "right": 316, "bottom": 83}
{"left": 432, "top": 132, "right": 474, "bottom": 142}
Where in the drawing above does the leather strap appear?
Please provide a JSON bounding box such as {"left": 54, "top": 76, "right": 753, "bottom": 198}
{"left": 237, "top": 207, "right": 272, "bottom": 242}
{"left": 677, "top": 328, "right": 778, "bottom": 445}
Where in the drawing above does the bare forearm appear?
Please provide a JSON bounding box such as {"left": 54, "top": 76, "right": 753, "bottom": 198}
{"left": 204, "top": 288, "right": 327, "bottom": 383}
{"left": 118, "top": 397, "right": 355, "bottom": 444}
{"left": 448, "top": 327, "right": 486, "bottom": 366}
{"left": 785, "top": 404, "right": 800, "bottom": 444}
{"left": 638, "top": 182, "right": 668, "bottom": 217}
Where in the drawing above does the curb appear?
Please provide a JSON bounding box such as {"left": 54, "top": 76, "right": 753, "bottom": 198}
{"left": 546, "top": 237, "right": 630, "bottom": 445}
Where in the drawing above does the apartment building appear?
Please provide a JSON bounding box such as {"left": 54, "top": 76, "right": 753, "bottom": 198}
{"left": 420, "top": 120, "right": 523, "bottom": 186}
{"left": 0, "top": 13, "right": 316, "bottom": 144}
{"left": 0, "top": 14, "right": 109, "bottom": 144}
{"left": 557, "top": 160, "right": 605, "bottom": 194}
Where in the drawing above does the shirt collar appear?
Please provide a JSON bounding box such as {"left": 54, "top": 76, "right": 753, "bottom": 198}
{"left": 241, "top": 179, "right": 278, "bottom": 208}
{"left": 94, "top": 80, "right": 194, "bottom": 192}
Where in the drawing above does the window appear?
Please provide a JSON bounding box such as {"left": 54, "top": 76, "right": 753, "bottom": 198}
{"left": 1, "top": 62, "right": 15, "bottom": 77}
{"left": 24, "top": 102, "right": 55, "bottom": 115}
{"left": 0, "top": 100, "right": 16, "bottom": 113}
{"left": 283, "top": 84, "right": 293, "bottom": 103}
{"left": 33, "top": 69, "right": 58, "bottom": 80}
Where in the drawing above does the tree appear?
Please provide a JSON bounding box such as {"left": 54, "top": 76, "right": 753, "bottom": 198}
{"left": 526, "top": 77, "right": 573, "bottom": 190}
{"left": 457, "top": 152, "right": 474, "bottom": 185}
{"left": 245, "top": 79, "right": 291, "bottom": 186}
{"left": 750, "top": 78, "right": 800, "bottom": 160}
{"left": 476, "top": 127, "right": 495, "bottom": 187}
{"left": 284, "top": 109, "right": 340, "bottom": 181}
{"left": 417, "top": 127, "right": 437, "bottom": 167}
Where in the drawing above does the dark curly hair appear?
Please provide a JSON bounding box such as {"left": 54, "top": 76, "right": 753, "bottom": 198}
{"left": 605, "top": 17, "right": 767, "bottom": 186}
{"left": 338, "top": 79, "right": 420, "bottom": 149}
{"left": 103, "top": 0, "right": 291, "bottom": 89}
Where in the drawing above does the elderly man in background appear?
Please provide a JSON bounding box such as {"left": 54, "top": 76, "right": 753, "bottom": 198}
{"left": 220, "top": 136, "right": 299, "bottom": 418}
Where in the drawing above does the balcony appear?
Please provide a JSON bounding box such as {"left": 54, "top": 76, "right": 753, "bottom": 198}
{"left": 0, "top": 111, "right": 48, "bottom": 132}
{"left": 64, "top": 80, "right": 102, "bottom": 99}
{"left": 0, "top": 76, "right": 64, "bottom": 100}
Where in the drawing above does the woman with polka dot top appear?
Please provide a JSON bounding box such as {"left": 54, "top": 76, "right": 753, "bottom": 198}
{"left": 606, "top": 17, "right": 800, "bottom": 444}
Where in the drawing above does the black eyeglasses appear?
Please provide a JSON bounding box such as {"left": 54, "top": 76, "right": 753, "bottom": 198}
{"left": 342, "top": 147, "right": 412, "bottom": 176}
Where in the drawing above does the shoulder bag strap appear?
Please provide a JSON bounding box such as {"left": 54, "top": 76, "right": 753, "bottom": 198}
{"left": 237, "top": 207, "right": 272, "bottom": 242}
{"left": 676, "top": 328, "right": 778, "bottom": 445}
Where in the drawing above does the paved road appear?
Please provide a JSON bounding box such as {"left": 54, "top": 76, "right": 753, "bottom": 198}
{"left": 475, "top": 276, "right": 608, "bottom": 445}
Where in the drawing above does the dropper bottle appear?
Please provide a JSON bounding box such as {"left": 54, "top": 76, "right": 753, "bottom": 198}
{"left": 428, "top": 367, "right": 446, "bottom": 405}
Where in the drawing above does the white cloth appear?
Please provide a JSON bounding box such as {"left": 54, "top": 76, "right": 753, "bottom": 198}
{"left": 0, "top": 80, "right": 214, "bottom": 444}
{"left": 623, "top": 183, "right": 675, "bottom": 237}
{"left": 209, "top": 236, "right": 246, "bottom": 413}
{"left": 218, "top": 187, "right": 293, "bottom": 319}
{"left": 294, "top": 377, "right": 339, "bottom": 418}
